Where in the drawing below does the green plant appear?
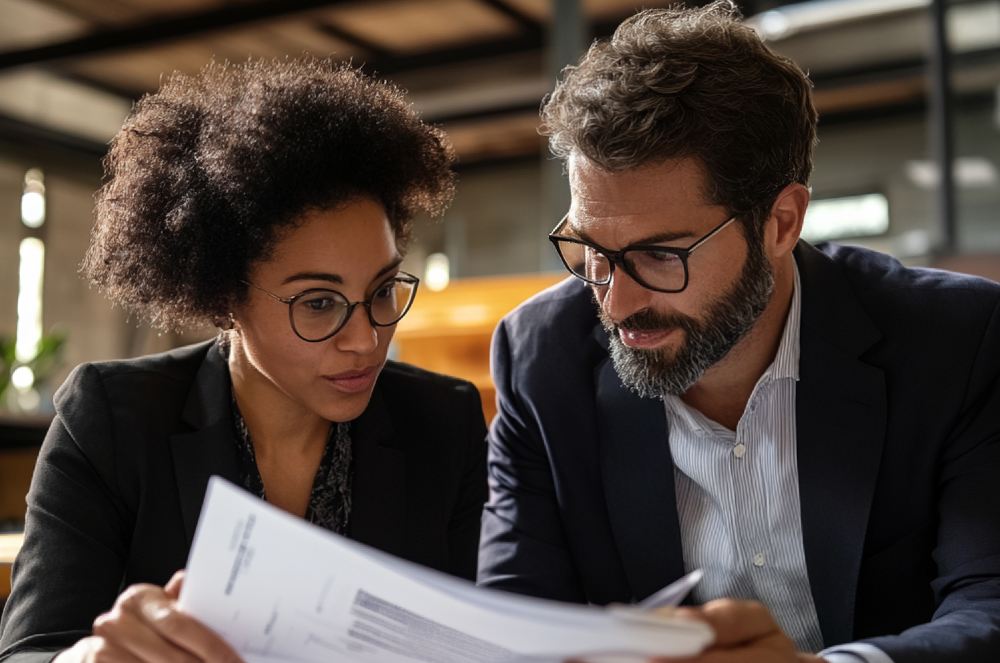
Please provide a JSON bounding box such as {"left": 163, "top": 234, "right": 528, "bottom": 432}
{"left": 0, "top": 331, "right": 67, "bottom": 411}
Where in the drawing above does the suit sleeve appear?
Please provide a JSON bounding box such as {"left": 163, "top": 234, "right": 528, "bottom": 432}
{"left": 0, "top": 364, "right": 132, "bottom": 663}
{"left": 477, "top": 318, "right": 585, "bottom": 602}
{"left": 864, "top": 295, "right": 1000, "bottom": 663}
{"left": 446, "top": 381, "right": 488, "bottom": 581}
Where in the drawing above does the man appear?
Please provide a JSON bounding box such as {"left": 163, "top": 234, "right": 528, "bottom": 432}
{"left": 477, "top": 2, "right": 1000, "bottom": 662}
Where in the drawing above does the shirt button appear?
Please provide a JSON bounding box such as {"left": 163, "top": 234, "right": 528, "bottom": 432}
{"left": 753, "top": 552, "right": 766, "bottom": 567}
{"left": 733, "top": 443, "right": 747, "bottom": 458}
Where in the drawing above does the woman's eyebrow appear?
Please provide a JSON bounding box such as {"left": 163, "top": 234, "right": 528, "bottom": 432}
{"left": 372, "top": 256, "right": 404, "bottom": 281}
{"left": 280, "top": 256, "right": 403, "bottom": 287}
{"left": 281, "top": 271, "right": 343, "bottom": 286}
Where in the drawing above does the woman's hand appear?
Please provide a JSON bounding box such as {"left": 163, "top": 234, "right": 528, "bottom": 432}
{"left": 647, "top": 599, "right": 825, "bottom": 663}
{"left": 54, "top": 571, "right": 243, "bottom": 663}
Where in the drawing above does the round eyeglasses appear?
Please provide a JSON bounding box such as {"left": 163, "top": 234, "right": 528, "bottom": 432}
{"left": 242, "top": 272, "right": 419, "bottom": 342}
{"left": 548, "top": 214, "right": 736, "bottom": 293}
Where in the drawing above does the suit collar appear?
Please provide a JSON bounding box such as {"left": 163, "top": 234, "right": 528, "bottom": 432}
{"left": 595, "top": 356, "right": 686, "bottom": 602}
{"left": 347, "top": 376, "right": 407, "bottom": 557}
{"left": 170, "top": 340, "right": 242, "bottom": 547}
{"left": 169, "top": 343, "right": 407, "bottom": 557}
{"left": 794, "top": 241, "right": 886, "bottom": 645}
{"left": 590, "top": 243, "right": 888, "bottom": 641}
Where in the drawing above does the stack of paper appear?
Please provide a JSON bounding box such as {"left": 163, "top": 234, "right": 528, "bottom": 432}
{"left": 180, "top": 477, "right": 713, "bottom": 663}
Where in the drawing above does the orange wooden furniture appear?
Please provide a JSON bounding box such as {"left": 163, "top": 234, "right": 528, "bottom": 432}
{"left": 393, "top": 273, "right": 565, "bottom": 423}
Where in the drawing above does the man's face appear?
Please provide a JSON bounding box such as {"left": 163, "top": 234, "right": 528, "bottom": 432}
{"left": 567, "top": 155, "right": 774, "bottom": 397}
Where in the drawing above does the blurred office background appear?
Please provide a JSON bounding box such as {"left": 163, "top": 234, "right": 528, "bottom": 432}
{"left": 0, "top": 0, "right": 998, "bottom": 425}
{"left": 1, "top": 0, "right": 999, "bottom": 595}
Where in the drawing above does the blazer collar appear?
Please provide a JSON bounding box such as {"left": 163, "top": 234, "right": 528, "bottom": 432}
{"left": 590, "top": 242, "right": 888, "bottom": 638}
{"left": 170, "top": 340, "right": 242, "bottom": 548}
{"left": 169, "top": 344, "right": 408, "bottom": 556}
{"left": 347, "top": 376, "right": 407, "bottom": 558}
{"left": 794, "top": 241, "right": 886, "bottom": 645}
{"left": 593, "top": 329, "right": 686, "bottom": 602}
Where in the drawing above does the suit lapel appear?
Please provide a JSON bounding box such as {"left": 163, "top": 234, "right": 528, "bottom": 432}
{"left": 795, "top": 243, "right": 885, "bottom": 645}
{"left": 348, "top": 382, "right": 406, "bottom": 558}
{"left": 170, "top": 342, "right": 242, "bottom": 548}
{"left": 595, "top": 353, "right": 686, "bottom": 602}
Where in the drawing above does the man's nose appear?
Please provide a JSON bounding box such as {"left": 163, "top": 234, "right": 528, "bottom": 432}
{"left": 600, "top": 268, "right": 653, "bottom": 324}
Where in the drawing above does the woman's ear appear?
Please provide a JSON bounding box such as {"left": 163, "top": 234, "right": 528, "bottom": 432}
{"left": 214, "top": 312, "right": 236, "bottom": 331}
{"left": 767, "top": 183, "right": 810, "bottom": 257}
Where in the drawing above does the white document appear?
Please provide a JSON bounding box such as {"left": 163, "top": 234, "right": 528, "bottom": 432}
{"left": 179, "top": 477, "right": 713, "bottom": 663}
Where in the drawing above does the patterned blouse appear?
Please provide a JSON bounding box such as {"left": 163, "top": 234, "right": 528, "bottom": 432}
{"left": 231, "top": 396, "right": 354, "bottom": 535}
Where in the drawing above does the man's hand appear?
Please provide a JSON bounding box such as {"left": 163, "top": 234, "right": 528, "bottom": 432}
{"left": 648, "top": 599, "right": 825, "bottom": 663}
{"left": 54, "top": 570, "right": 243, "bottom": 663}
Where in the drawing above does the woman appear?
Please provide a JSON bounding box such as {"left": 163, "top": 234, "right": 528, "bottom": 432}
{"left": 0, "top": 59, "right": 487, "bottom": 663}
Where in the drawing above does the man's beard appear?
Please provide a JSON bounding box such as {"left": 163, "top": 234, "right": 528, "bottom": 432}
{"left": 599, "top": 230, "right": 774, "bottom": 398}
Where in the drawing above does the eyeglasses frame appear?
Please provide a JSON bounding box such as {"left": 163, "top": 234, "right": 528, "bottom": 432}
{"left": 547, "top": 214, "right": 737, "bottom": 294}
{"left": 241, "top": 271, "right": 420, "bottom": 343}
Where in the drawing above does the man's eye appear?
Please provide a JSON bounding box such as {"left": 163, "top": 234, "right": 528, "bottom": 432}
{"left": 637, "top": 249, "right": 681, "bottom": 264}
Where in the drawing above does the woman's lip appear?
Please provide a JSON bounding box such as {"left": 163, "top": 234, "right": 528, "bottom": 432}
{"left": 322, "top": 367, "right": 378, "bottom": 393}
{"left": 618, "top": 327, "right": 678, "bottom": 350}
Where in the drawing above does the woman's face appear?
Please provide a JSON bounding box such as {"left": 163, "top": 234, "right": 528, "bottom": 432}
{"left": 232, "top": 197, "right": 402, "bottom": 423}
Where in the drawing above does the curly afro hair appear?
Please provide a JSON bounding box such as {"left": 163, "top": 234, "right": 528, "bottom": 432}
{"left": 83, "top": 57, "right": 456, "bottom": 331}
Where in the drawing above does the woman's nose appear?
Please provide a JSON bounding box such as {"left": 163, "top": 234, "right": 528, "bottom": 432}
{"left": 333, "top": 305, "right": 379, "bottom": 354}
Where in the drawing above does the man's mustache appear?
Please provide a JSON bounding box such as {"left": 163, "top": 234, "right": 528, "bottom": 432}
{"left": 610, "top": 308, "right": 698, "bottom": 334}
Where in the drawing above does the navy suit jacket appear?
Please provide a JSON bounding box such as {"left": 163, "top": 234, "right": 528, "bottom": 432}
{"left": 479, "top": 242, "right": 1000, "bottom": 663}
{"left": 0, "top": 340, "right": 487, "bottom": 662}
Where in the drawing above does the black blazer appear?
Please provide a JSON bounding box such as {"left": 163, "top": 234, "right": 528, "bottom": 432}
{"left": 0, "top": 341, "right": 487, "bottom": 662}
{"left": 479, "top": 242, "right": 1000, "bottom": 663}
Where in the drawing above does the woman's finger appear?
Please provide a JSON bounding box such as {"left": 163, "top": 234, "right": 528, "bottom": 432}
{"left": 115, "top": 583, "right": 242, "bottom": 662}
{"left": 125, "top": 593, "right": 241, "bottom": 661}
{"left": 164, "top": 570, "right": 185, "bottom": 598}
{"left": 94, "top": 601, "right": 197, "bottom": 663}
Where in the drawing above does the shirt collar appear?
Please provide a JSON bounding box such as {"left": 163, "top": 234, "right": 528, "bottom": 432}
{"left": 662, "top": 262, "right": 802, "bottom": 435}
{"left": 764, "top": 261, "right": 801, "bottom": 383}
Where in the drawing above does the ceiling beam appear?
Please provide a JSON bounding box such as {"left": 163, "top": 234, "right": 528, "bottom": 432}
{"left": 359, "top": 18, "right": 625, "bottom": 76}
{"left": 58, "top": 69, "right": 144, "bottom": 100}
{"left": 426, "top": 99, "right": 540, "bottom": 125}
{"left": 316, "top": 21, "right": 393, "bottom": 58}
{"left": 360, "top": 32, "right": 543, "bottom": 75}
{"left": 476, "top": 0, "right": 545, "bottom": 35}
{"left": 0, "top": 111, "right": 107, "bottom": 157}
{"left": 0, "top": 0, "right": 368, "bottom": 71}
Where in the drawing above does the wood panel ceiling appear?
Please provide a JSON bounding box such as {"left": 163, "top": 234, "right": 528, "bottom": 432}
{"left": 1, "top": 0, "right": 996, "bottom": 165}
{"left": 3, "top": 0, "right": 696, "bottom": 164}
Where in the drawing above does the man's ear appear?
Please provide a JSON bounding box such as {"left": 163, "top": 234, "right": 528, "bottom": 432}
{"left": 767, "top": 183, "right": 810, "bottom": 257}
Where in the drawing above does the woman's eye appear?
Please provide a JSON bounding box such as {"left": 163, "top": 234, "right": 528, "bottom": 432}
{"left": 374, "top": 282, "right": 395, "bottom": 299}
{"left": 304, "top": 297, "right": 336, "bottom": 312}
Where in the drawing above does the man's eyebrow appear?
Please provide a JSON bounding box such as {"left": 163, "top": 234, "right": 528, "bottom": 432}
{"left": 280, "top": 257, "right": 403, "bottom": 287}
{"left": 571, "top": 224, "right": 695, "bottom": 247}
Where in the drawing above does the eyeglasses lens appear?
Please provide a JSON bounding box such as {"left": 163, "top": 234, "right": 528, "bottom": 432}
{"left": 554, "top": 239, "right": 687, "bottom": 291}
{"left": 290, "top": 279, "right": 417, "bottom": 341}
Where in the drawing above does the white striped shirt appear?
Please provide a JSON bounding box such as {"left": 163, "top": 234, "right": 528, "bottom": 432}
{"left": 664, "top": 266, "right": 893, "bottom": 663}
{"left": 666, "top": 265, "right": 825, "bottom": 651}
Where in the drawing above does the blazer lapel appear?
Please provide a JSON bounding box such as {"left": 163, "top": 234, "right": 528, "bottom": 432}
{"left": 170, "top": 342, "right": 242, "bottom": 548}
{"left": 348, "top": 382, "right": 406, "bottom": 558}
{"left": 795, "top": 243, "right": 886, "bottom": 645}
{"left": 595, "top": 349, "right": 686, "bottom": 602}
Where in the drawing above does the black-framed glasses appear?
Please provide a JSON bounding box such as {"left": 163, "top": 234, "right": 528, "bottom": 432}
{"left": 242, "top": 272, "right": 420, "bottom": 342}
{"left": 548, "top": 214, "right": 737, "bottom": 293}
